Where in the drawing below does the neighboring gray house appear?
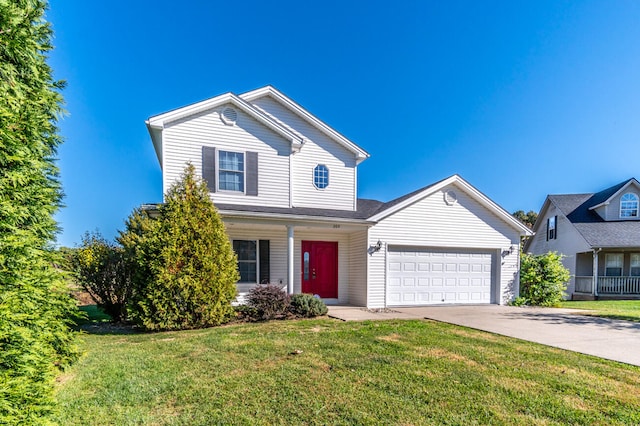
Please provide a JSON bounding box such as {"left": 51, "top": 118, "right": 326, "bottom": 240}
{"left": 526, "top": 178, "right": 640, "bottom": 299}
{"left": 146, "top": 86, "right": 531, "bottom": 308}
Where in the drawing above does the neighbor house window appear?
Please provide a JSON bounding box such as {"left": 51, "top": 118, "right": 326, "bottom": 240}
{"left": 219, "top": 151, "right": 244, "bottom": 192}
{"left": 605, "top": 253, "right": 623, "bottom": 277}
{"left": 620, "top": 193, "right": 639, "bottom": 218}
{"left": 313, "top": 164, "right": 329, "bottom": 189}
{"left": 233, "top": 240, "right": 257, "bottom": 283}
{"left": 546, "top": 216, "right": 557, "bottom": 240}
{"left": 631, "top": 254, "right": 640, "bottom": 276}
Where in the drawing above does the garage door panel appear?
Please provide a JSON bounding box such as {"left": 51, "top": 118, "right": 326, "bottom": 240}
{"left": 387, "top": 248, "right": 493, "bottom": 306}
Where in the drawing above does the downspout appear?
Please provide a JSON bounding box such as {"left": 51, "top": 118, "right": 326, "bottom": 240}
{"left": 593, "top": 249, "right": 600, "bottom": 297}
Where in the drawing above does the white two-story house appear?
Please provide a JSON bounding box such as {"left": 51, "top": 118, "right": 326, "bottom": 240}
{"left": 146, "top": 86, "right": 531, "bottom": 308}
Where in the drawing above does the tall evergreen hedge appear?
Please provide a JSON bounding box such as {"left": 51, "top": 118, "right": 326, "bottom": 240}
{"left": 0, "top": 1, "right": 79, "bottom": 423}
{"left": 124, "top": 164, "right": 239, "bottom": 330}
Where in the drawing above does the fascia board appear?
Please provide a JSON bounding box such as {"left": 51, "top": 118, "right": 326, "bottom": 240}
{"left": 218, "top": 209, "right": 375, "bottom": 226}
{"left": 588, "top": 178, "right": 640, "bottom": 210}
{"left": 240, "top": 86, "right": 370, "bottom": 163}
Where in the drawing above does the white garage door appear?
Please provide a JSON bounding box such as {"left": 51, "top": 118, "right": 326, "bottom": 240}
{"left": 387, "top": 247, "right": 493, "bottom": 306}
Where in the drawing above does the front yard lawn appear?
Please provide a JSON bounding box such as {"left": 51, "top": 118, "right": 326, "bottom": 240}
{"left": 55, "top": 319, "right": 640, "bottom": 425}
{"left": 558, "top": 300, "right": 640, "bottom": 322}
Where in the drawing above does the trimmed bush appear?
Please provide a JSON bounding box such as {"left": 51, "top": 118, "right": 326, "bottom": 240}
{"left": 246, "top": 285, "right": 290, "bottom": 321}
{"left": 520, "top": 251, "right": 570, "bottom": 307}
{"left": 289, "top": 293, "right": 328, "bottom": 318}
{"left": 71, "top": 231, "right": 133, "bottom": 322}
{"left": 123, "top": 164, "right": 239, "bottom": 330}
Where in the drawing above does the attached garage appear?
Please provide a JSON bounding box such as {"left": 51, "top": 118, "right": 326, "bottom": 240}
{"left": 365, "top": 176, "right": 532, "bottom": 309}
{"left": 386, "top": 247, "right": 494, "bottom": 306}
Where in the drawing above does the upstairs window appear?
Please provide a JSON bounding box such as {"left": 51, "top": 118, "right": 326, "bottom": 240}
{"left": 620, "top": 193, "right": 638, "bottom": 218}
{"left": 605, "top": 253, "right": 623, "bottom": 277}
{"left": 546, "top": 215, "right": 557, "bottom": 240}
{"left": 219, "top": 151, "right": 244, "bottom": 192}
{"left": 314, "top": 164, "right": 329, "bottom": 189}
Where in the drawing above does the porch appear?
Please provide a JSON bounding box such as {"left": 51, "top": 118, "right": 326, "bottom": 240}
{"left": 575, "top": 276, "right": 640, "bottom": 297}
{"left": 574, "top": 249, "right": 640, "bottom": 298}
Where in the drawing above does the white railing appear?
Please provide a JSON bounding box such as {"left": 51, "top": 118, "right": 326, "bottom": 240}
{"left": 597, "top": 276, "right": 640, "bottom": 295}
{"left": 574, "top": 276, "right": 593, "bottom": 294}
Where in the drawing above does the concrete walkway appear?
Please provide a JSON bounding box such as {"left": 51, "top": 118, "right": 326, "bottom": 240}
{"left": 327, "top": 305, "right": 640, "bottom": 367}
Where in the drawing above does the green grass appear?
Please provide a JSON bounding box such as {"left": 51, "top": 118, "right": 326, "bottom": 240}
{"left": 558, "top": 300, "right": 640, "bottom": 322}
{"left": 55, "top": 319, "right": 640, "bottom": 425}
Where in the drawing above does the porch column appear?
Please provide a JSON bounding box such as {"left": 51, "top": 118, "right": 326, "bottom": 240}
{"left": 593, "top": 249, "right": 599, "bottom": 297}
{"left": 287, "top": 225, "right": 294, "bottom": 295}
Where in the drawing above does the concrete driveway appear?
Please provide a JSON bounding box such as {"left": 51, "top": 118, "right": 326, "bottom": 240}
{"left": 328, "top": 305, "right": 640, "bottom": 366}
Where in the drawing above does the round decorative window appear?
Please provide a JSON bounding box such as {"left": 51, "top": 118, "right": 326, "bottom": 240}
{"left": 444, "top": 190, "right": 457, "bottom": 205}
{"left": 313, "top": 165, "right": 329, "bottom": 189}
{"left": 220, "top": 107, "right": 237, "bottom": 125}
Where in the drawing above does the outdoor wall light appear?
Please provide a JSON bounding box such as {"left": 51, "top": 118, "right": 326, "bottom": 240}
{"left": 501, "top": 245, "right": 516, "bottom": 257}
{"left": 368, "top": 240, "right": 383, "bottom": 256}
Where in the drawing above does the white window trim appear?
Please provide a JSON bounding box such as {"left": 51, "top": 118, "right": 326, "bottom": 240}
{"left": 233, "top": 239, "right": 259, "bottom": 284}
{"left": 604, "top": 253, "right": 624, "bottom": 277}
{"left": 630, "top": 253, "right": 640, "bottom": 277}
{"left": 313, "top": 164, "right": 329, "bottom": 190}
{"left": 620, "top": 193, "right": 639, "bottom": 219}
{"left": 217, "top": 149, "right": 246, "bottom": 194}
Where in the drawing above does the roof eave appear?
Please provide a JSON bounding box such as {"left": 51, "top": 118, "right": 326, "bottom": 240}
{"left": 240, "top": 85, "right": 370, "bottom": 162}
{"left": 368, "top": 175, "right": 532, "bottom": 236}
{"left": 218, "top": 209, "right": 375, "bottom": 226}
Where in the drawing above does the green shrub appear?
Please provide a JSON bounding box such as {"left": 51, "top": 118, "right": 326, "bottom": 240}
{"left": 123, "top": 164, "right": 239, "bottom": 330}
{"left": 246, "top": 285, "right": 290, "bottom": 321}
{"left": 71, "top": 231, "right": 133, "bottom": 322}
{"left": 520, "top": 252, "right": 570, "bottom": 307}
{"left": 0, "top": 1, "right": 79, "bottom": 422}
{"left": 289, "top": 293, "right": 328, "bottom": 318}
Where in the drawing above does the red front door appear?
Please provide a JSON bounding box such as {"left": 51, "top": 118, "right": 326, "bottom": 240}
{"left": 301, "top": 241, "right": 338, "bottom": 298}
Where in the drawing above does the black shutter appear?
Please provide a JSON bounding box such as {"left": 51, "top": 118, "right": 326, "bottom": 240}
{"left": 246, "top": 151, "right": 258, "bottom": 196}
{"left": 259, "top": 240, "right": 270, "bottom": 284}
{"left": 554, "top": 215, "right": 558, "bottom": 240}
{"left": 202, "top": 146, "right": 216, "bottom": 192}
{"left": 546, "top": 218, "right": 550, "bottom": 241}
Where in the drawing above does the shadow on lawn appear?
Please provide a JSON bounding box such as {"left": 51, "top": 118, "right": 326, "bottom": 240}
{"left": 504, "top": 310, "right": 640, "bottom": 332}
{"left": 73, "top": 305, "right": 140, "bottom": 335}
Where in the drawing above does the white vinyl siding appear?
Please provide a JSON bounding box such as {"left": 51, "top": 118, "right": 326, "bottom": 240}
{"left": 162, "top": 104, "right": 291, "bottom": 208}
{"left": 527, "top": 200, "right": 591, "bottom": 296}
{"left": 250, "top": 97, "right": 358, "bottom": 211}
{"left": 348, "top": 230, "right": 368, "bottom": 306}
{"left": 367, "top": 184, "right": 520, "bottom": 308}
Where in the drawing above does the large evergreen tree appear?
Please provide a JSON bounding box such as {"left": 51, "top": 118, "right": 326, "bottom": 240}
{"left": 124, "top": 164, "right": 239, "bottom": 330}
{"left": 0, "top": 1, "right": 79, "bottom": 423}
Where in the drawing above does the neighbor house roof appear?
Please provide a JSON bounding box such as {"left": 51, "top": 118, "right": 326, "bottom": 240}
{"left": 545, "top": 178, "right": 640, "bottom": 248}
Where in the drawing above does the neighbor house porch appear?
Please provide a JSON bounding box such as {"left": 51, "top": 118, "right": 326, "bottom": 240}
{"left": 574, "top": 250, "right": 640, "bottom": 298}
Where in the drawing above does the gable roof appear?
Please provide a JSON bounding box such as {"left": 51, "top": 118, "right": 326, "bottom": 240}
{"left": 240, "top": 86, "right": 369, "bottom": 164}
{"left": 146, "top": 91, "right": 304, "bottom": 167}
{"left": 539, "top": 178, "right": 640, "bottom": 248}
{"left": 367, "top": 174, "right": 532, "bottom": 235}
{"left": 588, "top": 178, "right": 640, "bottom": 210}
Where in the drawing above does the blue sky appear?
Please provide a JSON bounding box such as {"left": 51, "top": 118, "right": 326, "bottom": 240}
{"left": 48, "top": 1, "right": 640, "bottom": 247}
